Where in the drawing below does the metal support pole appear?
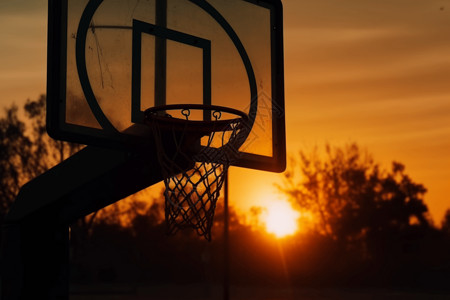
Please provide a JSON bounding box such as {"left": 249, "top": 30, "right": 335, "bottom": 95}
{"left": 0, "top": 141, "right": 177, "bottom": 299}
{"left": 223, "top": 170, "right": 230, "bottom": 300}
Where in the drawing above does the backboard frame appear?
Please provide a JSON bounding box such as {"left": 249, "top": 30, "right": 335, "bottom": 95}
{"left": 47, "top": 0, "right": 286, "bottom": 172}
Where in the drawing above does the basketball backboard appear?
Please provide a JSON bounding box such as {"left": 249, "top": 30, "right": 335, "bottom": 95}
{"left": 47, "top": 0, "right": 285, "bottom": 172}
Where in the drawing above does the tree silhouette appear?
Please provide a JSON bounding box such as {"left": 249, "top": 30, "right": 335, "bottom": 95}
{"left": 0, "top": 95, "right": 83, "bottom": 236}
{"left": 442, "top": 209, "right": 450, "bottom": 236}
{"left": 0, "top": 104, "right": 29, "bottom": 218}
{"left": 278, "top": 143, "right": 431, "bottom": 254}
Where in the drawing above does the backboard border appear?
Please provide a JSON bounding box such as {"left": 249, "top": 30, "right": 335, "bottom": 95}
{"left": 46, "top": 0, "right": 286, "bottom": 172}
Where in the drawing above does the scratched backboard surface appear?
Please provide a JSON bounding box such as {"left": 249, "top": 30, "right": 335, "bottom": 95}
{"left": 47, "top": 0, "right": 285, "bottom": 172}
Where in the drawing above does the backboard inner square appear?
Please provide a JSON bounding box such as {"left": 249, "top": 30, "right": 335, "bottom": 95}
{"left": 131, "top": 19, "right": 211, "bottom": 123}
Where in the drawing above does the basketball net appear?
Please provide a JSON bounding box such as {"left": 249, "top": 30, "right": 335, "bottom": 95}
{"left": 145, "top": 105, "right": 248, "bottom": 240}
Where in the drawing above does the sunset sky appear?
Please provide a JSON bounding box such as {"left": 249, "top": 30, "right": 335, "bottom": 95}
{"left": 0, "top": 0, "right": 449, "bottom": 223}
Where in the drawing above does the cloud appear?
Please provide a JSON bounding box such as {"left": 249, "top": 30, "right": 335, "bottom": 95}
{"left": 283, "top": 2, "right": 450, "bottom": 106}
{"left": 0, "top": 0, "right": 47, "bottom": 105}
{"left": 0, "top": 0, "right": 46, "bottom": 15}
{"left": 0, "top": 13, "right": 47, "bottom": 83}
{"left": 283, "top": 0, "right": 450, "bottom": 31}
{"left": 285, "top": 24, "right": 450, "bottom": 84}
{"left": 283, "top": 0, "right": 450, "bottom": 87}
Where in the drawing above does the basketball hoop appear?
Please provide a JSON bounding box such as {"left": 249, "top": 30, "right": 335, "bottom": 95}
{"left": 144, "top": 104, "right": 249, "bottom": 240}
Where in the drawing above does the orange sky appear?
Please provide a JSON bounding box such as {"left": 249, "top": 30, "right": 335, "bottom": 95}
{"left": 233, "top": 0, "right": 450, "bottom": 225}
{"left": 1, "top": 0, "right": 449, "bottom": 223}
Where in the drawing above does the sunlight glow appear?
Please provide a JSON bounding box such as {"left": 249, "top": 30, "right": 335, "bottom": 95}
{"left": 264, "top": 201, "right": 300, "bottom": 238}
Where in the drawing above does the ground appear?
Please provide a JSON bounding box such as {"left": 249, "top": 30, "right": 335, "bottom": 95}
{"left": 70, "top": 284, "right": 450, "bottom": 300}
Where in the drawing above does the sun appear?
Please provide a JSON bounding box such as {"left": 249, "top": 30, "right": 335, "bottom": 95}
{"left": 263, "top": 201, "right": 300, "bottom": 238}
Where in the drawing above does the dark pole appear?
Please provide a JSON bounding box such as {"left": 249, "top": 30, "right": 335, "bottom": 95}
{"left": 155, "top": 0, "right": 167, "bottom": 107}
{"left": 223, "top": 170, "right": 230, "bottom": 300}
